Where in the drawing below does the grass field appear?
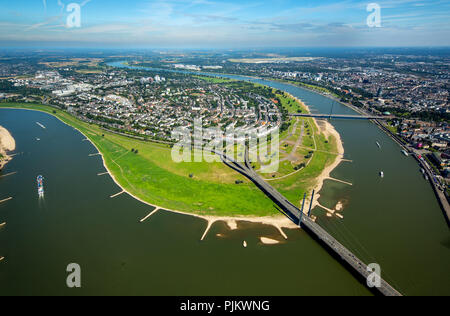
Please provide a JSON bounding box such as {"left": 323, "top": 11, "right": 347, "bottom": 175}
{"left": 253, "top": 91, "right": 340, "bottom": 205}
{"left": 0, "top": 96, "right": 339, "bottom": 217}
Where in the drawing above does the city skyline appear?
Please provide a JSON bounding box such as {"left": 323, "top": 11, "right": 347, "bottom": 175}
{"left": 0, "top": 0, "right": 449, "bottom": 48}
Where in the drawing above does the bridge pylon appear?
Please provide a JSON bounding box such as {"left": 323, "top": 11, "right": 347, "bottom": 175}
{"left": 299, "top": 193, "right": 306, "bottom": 226}
{"left": 329, "top": 100, "right": 335, "bottom": 120}
{"left": 308, "top": 190, "right": 315, "bottom": 217}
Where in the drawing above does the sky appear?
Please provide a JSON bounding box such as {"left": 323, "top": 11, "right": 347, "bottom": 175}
{"left": 0, "top": 0, "right": 449, "bottom": 48}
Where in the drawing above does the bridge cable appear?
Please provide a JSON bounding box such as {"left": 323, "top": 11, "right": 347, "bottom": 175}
{"left": 329, "top": 217, "right": 406, "bottom": 293}
{"left": 321, "top": 215, "right": 368, "bottom": 262}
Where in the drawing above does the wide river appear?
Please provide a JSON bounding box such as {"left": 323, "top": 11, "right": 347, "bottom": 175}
{"left": 0, "top": 62, "right": 448, "bottom": 295}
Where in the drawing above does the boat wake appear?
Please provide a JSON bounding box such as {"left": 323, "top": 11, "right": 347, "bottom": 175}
{"left": 37, "top": 175, "right": 45, "bottom": 198}
{"left": 36, "top": 122, "right": 46, "bottom": 129}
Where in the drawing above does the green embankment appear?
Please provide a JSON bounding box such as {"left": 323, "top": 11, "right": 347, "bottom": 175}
{"left": 256, "top": 91, "right": 339, "bottom": 206}
{"left": 0, "top": 97, "right": 339, "bottom": 217}
{"left": 0, "top": 103, "right": 276, "bottom": 217}
{"left": 275, "top": 78, "right": 340, "bottom": 99}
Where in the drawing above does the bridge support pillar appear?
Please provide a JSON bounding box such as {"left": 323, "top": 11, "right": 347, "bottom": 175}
{"left": 299, "top": 193, "right": 306, "bottom": 226}
{"left": 308, "top": 190, "right": 315, "bottom": 217}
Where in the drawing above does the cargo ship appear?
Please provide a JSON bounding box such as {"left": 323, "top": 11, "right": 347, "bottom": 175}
{"left": 37, "top": 175, "right": 44, "bottom": 197}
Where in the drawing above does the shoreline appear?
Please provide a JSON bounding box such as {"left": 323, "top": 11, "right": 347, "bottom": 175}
{"left": 109, "top": 62, "right": 348, "bottom": 219}
{"left": 0, "top": 89, "right": 345, "bottom": 230}
{"left": 308, "top": 121, "right": 344, "bottom": 214}
{"left": 77, "top": 127, "right": 299, "bottom": 232}
{"left": 0, "top": 107, "right": 299, "bottom": 233}
{"left": 0, "top": 125, "right": 16, "bottom": 170}
{"left": 277, "top": 79, "right": 369, "bottom": 116}
{"left": 282, "top": 92, "right": 345, "bottom": 214}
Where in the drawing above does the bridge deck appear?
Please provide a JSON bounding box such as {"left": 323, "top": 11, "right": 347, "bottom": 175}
{"left": 219, "top": 148, "right": 402, "bottom": 296}
{"left": 290, "top": 113, "right": 388, "bottom": 120}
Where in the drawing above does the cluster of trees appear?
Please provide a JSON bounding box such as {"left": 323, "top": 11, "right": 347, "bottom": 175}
{"left": 294, "top": 163, "right": 306, "bottom": 171}
{"left": 85, "top": 113, "right": 125, "bottom": 125}
{"left": 342, "top": 85, "right": 374, "bottom": 99}
{"left": 375, "top": 106, "right": 450, "bottom": 122}
{"left": 280, "top": 121, "right": 290, "bottom": 133}
{"left": 304, "top": 151, "right": 314, "bottom": 159}
{"left": 0, "top": 80, "right": 43, "bottom": 96}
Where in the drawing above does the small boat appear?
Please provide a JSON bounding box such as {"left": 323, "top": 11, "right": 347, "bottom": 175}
{"left": 243, "top": 241, "right": 247, "bottom": 248}
{"left": 37, "top": 175, "right": 44, "bottom": 197}
{"left": 36, "top": 138, "right": 40, "bottom": 141}
{"left": 376, "top": 141, "right": 381, "bottom": 149}
{"left": 402, "top": 150, "right": 409, "bottom": 156}
{"left": 380, "top": 171, "right": 384, "bottom": 178}
{"left": 421, "top": 168, "right": 425, "bottom": 175}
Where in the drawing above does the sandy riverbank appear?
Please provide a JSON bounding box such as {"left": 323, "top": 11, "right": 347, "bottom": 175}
{"left": 0, "top": 100, "right": 344, "bottom": 236}
{"left": 0, "top": 126, "right": 15, "bottom": 151}
{"left": 50, "top": 112, "right": 301, "bottom": 232}
{"left": 0, "top": 126, "right": 16, "bottom": 170}
{"left": 260, "top": 237, "right": 281, "bottom": 245}
{"left": 286, "top": 92, "right": 311, "bottom": 112}
{"left": 280, "top": 92, "right": 345, "bottom": 215}
{"left": 285, "top": 92, "right": 321, "bottom": 131}
{"left": 105, "top": 93, "right": 343, "bottom": 230}
{"left": 307, "top": 120, "right": 345, "bottom": 215}
{"left": 0, "top": 107, "right": 300, "bottom": 237}
{"left": 277, "top": 79, "right": 368, "bottom": 117}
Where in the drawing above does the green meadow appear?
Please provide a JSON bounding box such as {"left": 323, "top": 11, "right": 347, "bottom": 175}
{"left": 0, "top": 96, "right": 339, "bottom": 217}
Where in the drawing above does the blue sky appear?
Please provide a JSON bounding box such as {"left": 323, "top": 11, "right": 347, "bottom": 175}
{"left": 0, "top": 0, "right": 449, "bottom": 48}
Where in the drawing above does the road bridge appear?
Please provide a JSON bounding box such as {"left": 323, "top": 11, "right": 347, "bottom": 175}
{"left": 217, "top": 147, "right": 402, "bottom": 296}
{"left": 290, "top": 113, "right": 391, "bottom": 120}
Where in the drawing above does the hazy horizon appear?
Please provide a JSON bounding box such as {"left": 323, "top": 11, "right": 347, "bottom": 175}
{"left": 1, "top": 0, "right": 449, "bottom": 48}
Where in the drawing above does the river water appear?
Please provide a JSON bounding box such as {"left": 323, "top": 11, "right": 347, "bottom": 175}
{"left": 0, "top": 62, "right": 448, "bottom": 296}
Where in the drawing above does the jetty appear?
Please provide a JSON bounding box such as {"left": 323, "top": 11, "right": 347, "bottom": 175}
{"left": 201, "top": 220, "right": 215, "bottom": 241}
{"left": 0, "top": 171, "right": 17, "bottom": 179}
{"left": 110, "top": 191, "right": 125, "bottom": 198}
{"left": 139, "top": 208, "right": 160, "bottom": 223}
{"left": 0, "top": 197, "right": 12, "bottom": 204}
